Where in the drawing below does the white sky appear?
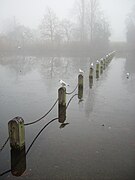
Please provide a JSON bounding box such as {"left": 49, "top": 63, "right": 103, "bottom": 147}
{"left": 0, "top": 0, "right": 134, "bottom": 41}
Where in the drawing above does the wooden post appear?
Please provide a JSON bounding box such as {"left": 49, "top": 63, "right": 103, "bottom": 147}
{"left": 103, "top": 58, "right": 106, "bottom": 70}
{"left": 8, "top": 117, "right": 25, "bottom": 150}
{"left": 89, "top": 66, "right": 94, "bottom": 88}
{"left": 96, "top": 61, "right": 100, "bottom": 79}
{"left": 11, "top": 146, "right": 26, "bottom": 176}
{"left": 108, "top": 53, "right": 111, "bottom": 63}
{"left": 105, "top": 55, "right": 109, "bottom": 66}
{"left": 100, "top": 59, "right": 103, "bottom": 74}
{"left": 58, "top": 87, "right": 66, "bottom": 123}
{"left": 78, "top": 74, "right": 83, "bottom": 100}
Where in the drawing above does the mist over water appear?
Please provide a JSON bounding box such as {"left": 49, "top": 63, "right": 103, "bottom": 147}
{"left": 0, "top": 0, "right": 135, "bottom": 179}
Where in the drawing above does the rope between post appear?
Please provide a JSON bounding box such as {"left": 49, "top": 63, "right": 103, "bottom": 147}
{"left": 24, "top": 98, "right": 58, "bottom": 126}
{"left": 0, "top": 137, "right": 9, "bottom": 152}
{"left": 66, "top": 84, "right": 78, "bottom": 95}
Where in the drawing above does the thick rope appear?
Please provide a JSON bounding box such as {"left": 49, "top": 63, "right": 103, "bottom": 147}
{"left": 0, "top": 137, "right": 9, "bottom": 152}
{"left": 66, "top": 84, "right": 78, "bottom": 95}
{"left": 26, "top": 118, "right": 58, "bottom": 155}
{"left": 24, "top": 98, "right": 58, "bottom": 126}
{"left": 66, "top": 93, "right": 78, "bottom": 109}
{"left": 0, "top": 93, "right": 78, "bottom": 177}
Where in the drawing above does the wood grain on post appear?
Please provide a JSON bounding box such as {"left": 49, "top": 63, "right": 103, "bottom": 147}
{"left": 8, "top": 117, "right": 25, "bottom": 150}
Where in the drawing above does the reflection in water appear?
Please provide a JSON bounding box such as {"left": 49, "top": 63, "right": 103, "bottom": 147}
{"left": 11, "top": 146, "right": 26, "bottom": 176}
{"left": 78, "top": 86, "right": 83, "bottom": 100}
{"left": 58, "top": 104, "right": 66, "bottom": 123}
{"left": 89, "top": 77, "right": 93, "bottom": 89}
{"left": 78, "top": 74, "right": 83, "bottom": 100}
{"left": 96, "top": 70, "right": 99, "bottom": 80}
{"left": 85, "top": 90, "right": 95, "bottom": 118}
{"left": 1, "top": 54, "right": 135, "bottom": 179}
{"left": 58, "top": 87, "right": 66, "bottom": 123}
{"left": 125, "top": 53, "right": 135, "bottom": 75}
{"left": 59, "top": 122, "right": 69, "bottom": 129}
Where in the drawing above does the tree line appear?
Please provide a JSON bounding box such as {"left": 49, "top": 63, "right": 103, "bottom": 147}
{"left": 0, "top": 0, "right": 111, "bottom": 56}
{"left": 126, "top": 4, "right": 135, "bottom": 52}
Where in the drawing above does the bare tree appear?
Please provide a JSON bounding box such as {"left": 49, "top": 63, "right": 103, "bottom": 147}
{"left": 86, "top": 0, "right": 99, "bottom": 42}
{"left": 60, "top": 19, "right": 74, "bottom": 42}
{"left": 74, "top": 0, "right": 86, "bottom": 42}
{"left": 126, "top": 5, "right": 135, "bottom": 50}
{"left": 40, "top": 8, "right": 59, "bottom": 44}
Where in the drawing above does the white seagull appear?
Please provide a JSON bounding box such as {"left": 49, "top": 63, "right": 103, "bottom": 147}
{"left": 126, "top": 72, "right": 130, "bottom": 79}
{"left": 17, "top": 46, "right": 21, "bottom": 49}
{"left": 90, "top": 62, "right": 94, "bottom": 67}
{"left": 59, "top": 80, "right": 69, "bottom": 87}
{"left": 96, "top": 60, "right": 99, "bottom": 63}
{"left": 79, "top": 68, "right": 84, "bottom": 74}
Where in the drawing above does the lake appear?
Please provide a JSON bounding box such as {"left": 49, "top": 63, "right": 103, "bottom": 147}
{"left": 0, "top": 54, "right": 135, "bottom": 180}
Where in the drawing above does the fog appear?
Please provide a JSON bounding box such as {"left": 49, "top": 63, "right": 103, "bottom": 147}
{"left": 0, "top": 0, "right": 134, "bottom": 42}
{"left": 1, "top": 1, "right": 135, "bottom": 180}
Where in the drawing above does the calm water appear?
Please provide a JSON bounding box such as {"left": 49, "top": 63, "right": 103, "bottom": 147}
{"left": 0, "top": 55, "right": 135, "bottom": 180}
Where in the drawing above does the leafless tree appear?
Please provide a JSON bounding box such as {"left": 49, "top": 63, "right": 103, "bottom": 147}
{"left": 60, "top": 19, "right": 74, "bottom": 42}
{"left": 126, "top": 5, "right": 135, "bottom": 49}
{"left": 40, "top": 8, "right": 59, "bottom": 44}
{"left": 86, "top": 0, "right": 99, "bottom": 42}
{"left": 74, "top": 0, "right": 86, "bottom": 42}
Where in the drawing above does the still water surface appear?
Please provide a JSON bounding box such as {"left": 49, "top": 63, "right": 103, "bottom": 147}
{"left": 0, "top": 55, "right": 135, "bottom": 179}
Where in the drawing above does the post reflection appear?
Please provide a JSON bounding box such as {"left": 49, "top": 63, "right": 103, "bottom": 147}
{"left": 58, "top": 104, "right": 66, "bottom": 124}
{"left": 11, "top": 146, "right": 26, "bottom": 176}
{"left": 89, "top": 76, "right": 93, "bottom": 89}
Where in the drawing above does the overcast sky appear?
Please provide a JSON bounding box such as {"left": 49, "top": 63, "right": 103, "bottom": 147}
{"left": 0, "top": 0, "right": 134, "bottom": 41}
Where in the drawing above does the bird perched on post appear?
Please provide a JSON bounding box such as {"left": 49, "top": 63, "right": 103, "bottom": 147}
{"left": 96, "top": 60, "right": 99, "bottom": 64}
{"left": 79, "top": 68, "right": 84, "bottom": 74}
{"left": 90, "top": 62, "right": 94, "bottom": 67}
{"left": 59, "top": 80, "right": 69, "bottom": 87}
{"left": 126, "top": 73, "right": 130, "bottom": 79}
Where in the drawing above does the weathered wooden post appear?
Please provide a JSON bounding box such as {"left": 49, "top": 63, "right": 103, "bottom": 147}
{"left": 11, "top": 146, "right": 26, "bottom": 176}
{"left": 105, "top": 55, "right": 109, "bottom": 67}
{"left": 103, "top": 58, "right": 106, "bottom": 70}
{"left": 89, "top": 63, "right": 94, "bottom": 88}
{"left": 58, "top": 87, "right": 66, "bottom": 123}
{"left": 100, "top": 58, "right": 103, "bottom": 74}
{"left": 96, "top": 60, "right": 100, "bottom": 79}
{"left": 78, "top": 74, "right": 83, "bottom": 100}
{"left": 108, "top": 53, "right": 112, "bottom": 64}
{"left": 8, "top": 117, "right": 25, "bottom": 150}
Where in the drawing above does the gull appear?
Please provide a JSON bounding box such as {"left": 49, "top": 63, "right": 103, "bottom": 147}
{"left": 90, "top": 62, "right": 94, "bottom": 67}
{"left": 96, "top": 60, "right": 99, "bottom": 63}
{"left": 59, "top": 80, "right": 69, "bottom": 87}
{"left": 17, "top": 46, "right": 21, "bottom": 49}
{"left": 126, "top": 72, "right": 130, "bottom": 79}
{"left": 79, "top": 68, "right": 84, "bottom": 74}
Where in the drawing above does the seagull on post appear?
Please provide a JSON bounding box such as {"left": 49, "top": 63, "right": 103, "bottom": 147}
{"left": 126, "top": 72, "right": 130, "bottom": 79}
{"left": 59, "top": 80, "right": 69, "bottom": 87}
{"left": 90, "top": 62, "right": 94, "bottom": 67}
{"left": 79, "top": 68, "right": 84, "bottom": 74}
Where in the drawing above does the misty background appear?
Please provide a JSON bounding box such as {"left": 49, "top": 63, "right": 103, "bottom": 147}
{"left": 0, "top": 0, "right": 135, "bottom": 56}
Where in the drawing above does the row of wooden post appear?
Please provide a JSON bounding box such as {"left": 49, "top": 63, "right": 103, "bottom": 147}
{"left": 7, "top": 51, "right": 115, "bottom": 176}
{"left": 89, "top": 51, "right": 116, "bottom": 88}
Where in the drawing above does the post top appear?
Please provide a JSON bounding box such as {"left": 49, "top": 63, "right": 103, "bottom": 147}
{"left": 8, "top": 116, "right": 24, "bottom": 124}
